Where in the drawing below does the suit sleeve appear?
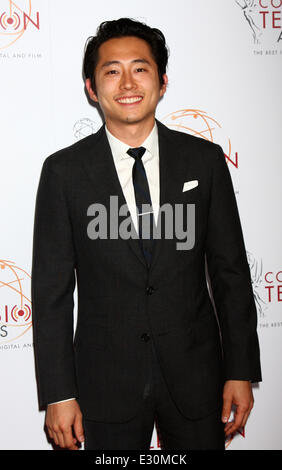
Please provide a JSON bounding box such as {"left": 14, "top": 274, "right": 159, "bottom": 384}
{"left": 31, "top": 157, "right": 79, "bottom": 407}
{"left": 205, "top": 145, "right": 262, "bottom": 383}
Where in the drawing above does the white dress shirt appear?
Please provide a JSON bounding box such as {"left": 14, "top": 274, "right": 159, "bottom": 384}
{"left": 49, "top": 120, "right": 160, "bottom": 406}
{"left": 105, "top": 120, "right": 160, "bottom": 231}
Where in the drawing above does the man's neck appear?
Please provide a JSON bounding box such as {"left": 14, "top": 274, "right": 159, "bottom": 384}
{"left": 105, "top": 117, "right": 156, "bottom": 147}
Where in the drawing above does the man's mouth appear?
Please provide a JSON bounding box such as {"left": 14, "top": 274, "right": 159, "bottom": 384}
{"left": 116, "top": 96, "right": 143, "bottom": 105}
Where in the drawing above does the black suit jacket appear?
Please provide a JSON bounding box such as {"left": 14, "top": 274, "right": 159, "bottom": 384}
{"left": 31, "top": 119, "right": 261, "bottom": 422}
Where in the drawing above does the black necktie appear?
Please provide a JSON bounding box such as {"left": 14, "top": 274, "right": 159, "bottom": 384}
{"left": 127, "top": 147, "right": 156, "bottom": 267}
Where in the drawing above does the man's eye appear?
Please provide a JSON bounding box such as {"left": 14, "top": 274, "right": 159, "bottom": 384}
{"left": 136, "top": 68, "right": 146, "bottom": 72}
{"left": 106, "top": 70, "right": 118, "bottom": 75}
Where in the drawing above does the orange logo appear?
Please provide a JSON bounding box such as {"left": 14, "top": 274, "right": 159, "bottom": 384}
{"left": 0, "top": 0, "right": 40, "bottom": 50}
{"left": 162, "top": 109, "right": 238, "bottom": 168}
{"left": 0, "top": 258, "right": 32, "bottom": 344}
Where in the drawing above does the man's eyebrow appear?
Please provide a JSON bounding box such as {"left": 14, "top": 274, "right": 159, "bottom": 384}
{"left": 131, "top": 59, "right": 151, "bottom": 65}
{"left": 101, "top": 59, "right": 151, "bottom": 68}
{"left": 101, "top": 60, "right": 120, "bottom": 68}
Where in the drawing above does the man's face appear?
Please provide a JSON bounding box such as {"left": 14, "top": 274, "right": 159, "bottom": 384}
{"left": 86, "top": 36, "right": 168, "bottom": 128}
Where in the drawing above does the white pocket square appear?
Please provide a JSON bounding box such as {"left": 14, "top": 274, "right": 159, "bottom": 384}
{"left": 182, "top": 180, "right": 198, "bottom": 192}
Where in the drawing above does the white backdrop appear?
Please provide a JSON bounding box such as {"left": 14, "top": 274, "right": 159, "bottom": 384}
{"left": 0, "top": 0, "right": 281, "bottom": 450}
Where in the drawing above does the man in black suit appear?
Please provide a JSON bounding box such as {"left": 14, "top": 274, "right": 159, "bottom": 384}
{"left": 32, "top": 18, "right": 261, "bottom": 450}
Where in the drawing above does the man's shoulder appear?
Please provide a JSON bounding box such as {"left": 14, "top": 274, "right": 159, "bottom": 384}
{"left": 42, "top": 124, "right": 105, "bottom": 174}
{"left": 157, "top": 120, "right": 223, "bottom": 160}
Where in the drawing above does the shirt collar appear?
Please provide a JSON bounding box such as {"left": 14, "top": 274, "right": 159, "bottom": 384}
{"left": 105, "top": 121, "right": 158, "bottom": 163}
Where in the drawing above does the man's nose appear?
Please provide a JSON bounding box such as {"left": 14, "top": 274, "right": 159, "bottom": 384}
{"left": 120, "top": 70, "right": 136, "bottom": 90}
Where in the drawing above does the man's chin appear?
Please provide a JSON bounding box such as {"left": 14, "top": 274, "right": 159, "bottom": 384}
{"left": 121, "top": 113, "right": 152, "bottom": 125}
{"left": 125, "top": 116, "right": 143, "bottom": 124}
{"left": 106, "top": 111, "right": 155, "bottom": 128}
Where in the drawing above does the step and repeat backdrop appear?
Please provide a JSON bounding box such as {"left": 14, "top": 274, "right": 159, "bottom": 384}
{"left": 0, "top": 0, "right": 281, "bottom": 450}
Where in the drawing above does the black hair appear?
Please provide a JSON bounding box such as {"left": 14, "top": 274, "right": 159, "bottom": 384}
{"left": 83, "top": 17, "right": 169, "bottom": 94}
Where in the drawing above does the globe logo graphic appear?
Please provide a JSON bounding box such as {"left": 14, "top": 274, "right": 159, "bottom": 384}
{"left": 73, "top": 118, "right": 98, "bottom": 140}
{"left": 246, "top": 251, "right": 267, "bottom": 318}
{"left": 235, "top": 0, "right": 263, "bottom": 44}
{"left": 161, "top": 109, "right": 236, "bottom": 166}
{"left": 0, "top": 259, "right": 32, "bottom": 344}
{"left": 0, "top": 1, "right": 33, "bottom": 50}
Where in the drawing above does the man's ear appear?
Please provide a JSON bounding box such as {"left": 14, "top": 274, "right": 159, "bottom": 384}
{"left": 160, "top": 74, "right": 168, "bottom": 98}
{"left": 85, "top": 78, "right": 99, "bottom": 103}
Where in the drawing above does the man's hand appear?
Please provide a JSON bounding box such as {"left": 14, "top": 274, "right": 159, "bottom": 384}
{"left": 46, "top": 400, "right": 84, "bottom": 450}
{"left": 222, "top": 380, "right": 254, "bottom": 437}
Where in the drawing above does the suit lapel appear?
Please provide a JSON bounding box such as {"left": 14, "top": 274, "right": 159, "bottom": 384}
{"left": 81, "top": 120, "right": 181, "bottom": 271}
{"left": 149, "top": 119, "right": 180, "bottom": 273}
{"left": 81, "top": 124, "right": 147, "bottom": 268}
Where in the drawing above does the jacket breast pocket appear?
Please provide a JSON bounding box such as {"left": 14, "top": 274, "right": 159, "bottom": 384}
{"left": 181, "top": 177, "right": 199, "bottom": 196}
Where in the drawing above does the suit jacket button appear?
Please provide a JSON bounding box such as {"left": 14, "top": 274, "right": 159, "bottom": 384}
{"left": 141, "top": 333, "right": 150, "bottom": 342}
{"left": 146, "top": 286, "right": 154, "bottom": 295}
